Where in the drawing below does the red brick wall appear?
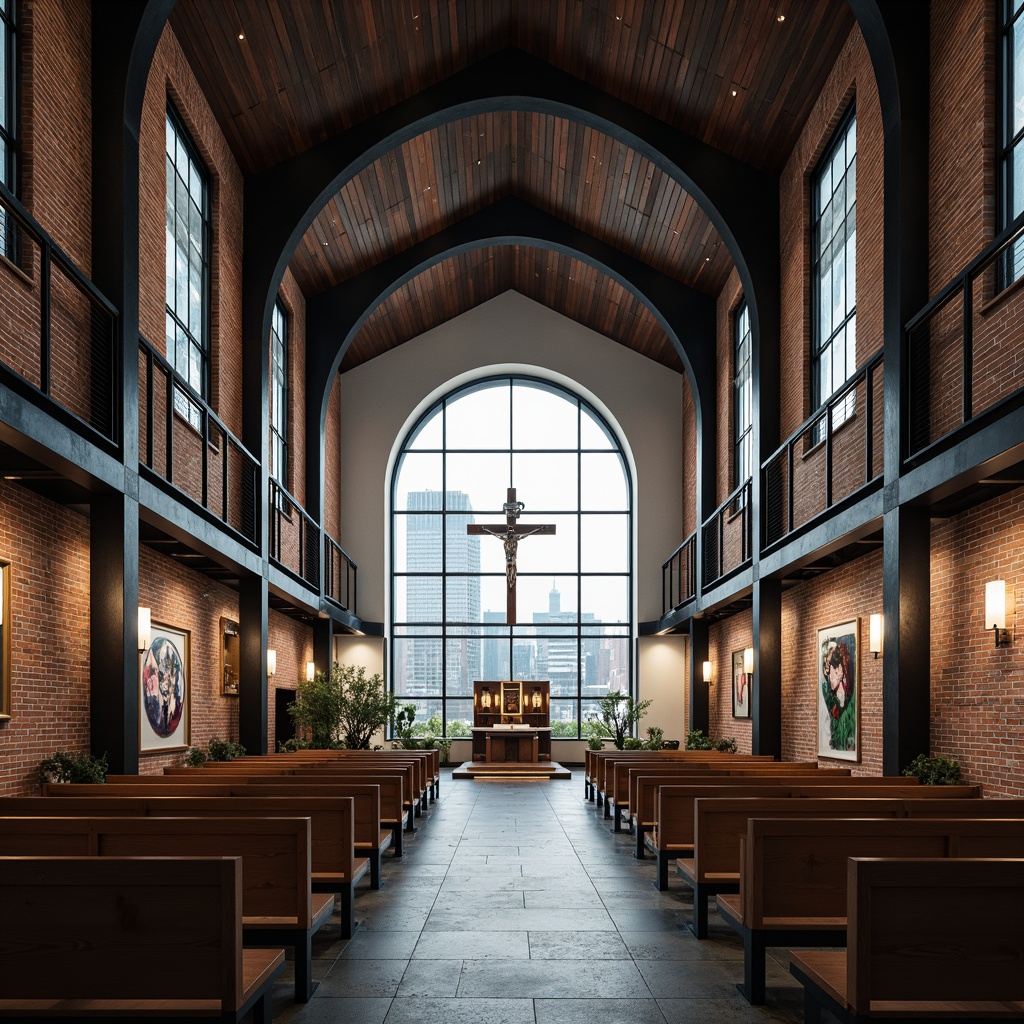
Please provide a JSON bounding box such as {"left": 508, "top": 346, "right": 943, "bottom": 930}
{"left": 277, "top": 268, "right": 307, "bottom": 507}
{"left": 929, "top": 0, "right": 994, "bottom": 295}
{"left": 778, "top": 25, "right": 883, "bottom": 450}
{"left": 139, "top": 25, "right": 244, "bottom": 438}
{"left": 707, "top": 609, "right": 753, "bottom": 752}
{"left": 779, "top": 550, "right": 883, "bottom": 775}
{"left": 0, "top": 481, "right": 90, "bottom": 796}
{"left": 930, "top": 486, "right": 1024, "bottom": 797}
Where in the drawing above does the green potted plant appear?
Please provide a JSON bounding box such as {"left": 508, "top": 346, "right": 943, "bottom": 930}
{"left": 598, "top": 691, "right": 653, "bottom": 749}
{"left": 184, "top": 738, "right": 246, "bottom": 766}
{"left": 582, "top": 716, "right": 610, "bottom": 750}
{"left": 902, "top": 753, "right": 962, "bottom": 784}
{"left": 644, "top": 726, "right": 665, "bottom": 750}
{"left": 38, "top": 750, "right": 108, "bottom": 786}
{"left": 685, "top": 728, "right": 713, "bottom": 750}
{"left": 288, "top": 662, "right": 395, "bottom": 749}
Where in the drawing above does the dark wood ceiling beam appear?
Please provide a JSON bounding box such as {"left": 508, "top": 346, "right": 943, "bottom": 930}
{"left": 303, "top": 194, "right": 717, "bottom": 524}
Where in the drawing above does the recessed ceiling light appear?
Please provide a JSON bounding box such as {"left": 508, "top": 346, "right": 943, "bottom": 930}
{"left": 777, "top": 13, "right": 785, "bottom": 22}
{"left": 237, "top": 31, "right": 245, "bottom": 40}
{"left": 731, "top": 88, "right": 737, "bottom": 97}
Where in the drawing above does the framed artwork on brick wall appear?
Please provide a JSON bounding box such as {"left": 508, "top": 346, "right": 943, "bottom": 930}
{"left": 816, "top": 620, "right": 858, "bottom": 761}
{"left": 140, "top": 622, "right": 190, "bottom": 753}
{"left": 731, "top": 649, "right": 750, "bottom": 718}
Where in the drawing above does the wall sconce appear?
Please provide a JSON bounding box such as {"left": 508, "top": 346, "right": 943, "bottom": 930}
{"left": 869, "top": 613, "right": 883, "bottom": 658}
{"left": 267, "top": 649, "right": 276, "bottom": 678}
{"left": 137, "top": 606, "right": 151, "bottom": 653}
{"left": 306, "top": 661, "right": 315, "bottom": 682}
{"left": 702, "top": 660, "right": 713, "bottom": 685}
{"left": 985, "top": 580, "right": 1013, "bottom": 647}
{"left": 743, "top": 647, "right": 754, "bottom": 675}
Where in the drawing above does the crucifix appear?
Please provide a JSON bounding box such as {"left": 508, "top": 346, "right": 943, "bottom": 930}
{"left": 467, "top": 487, "right": 555, "bottom": 624}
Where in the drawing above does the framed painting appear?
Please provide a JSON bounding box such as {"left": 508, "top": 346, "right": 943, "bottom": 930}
{"left": 816, "top": 620, "right": 859, "bottom": 761}
{"left": 140, "top": 622, "right": 190, "bottom": 753}
{"left": 501, "top": 681, "right": 522, "bottom": 716}
{"left": 732, "top": 649, "right": 750, "bottom": 718}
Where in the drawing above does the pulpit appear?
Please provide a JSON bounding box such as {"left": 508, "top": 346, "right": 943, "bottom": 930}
{"left": 471, "top": 680, "right": 551, "bottom": 763}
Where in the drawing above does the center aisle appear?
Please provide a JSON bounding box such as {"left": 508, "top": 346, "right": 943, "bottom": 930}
{"left": 272, "top": 771, "right": 804, "bottom": 1024}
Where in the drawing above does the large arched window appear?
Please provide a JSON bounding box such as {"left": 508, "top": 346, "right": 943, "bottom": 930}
{"left": 391, "top": 376, "right": 633, "bottom": 738}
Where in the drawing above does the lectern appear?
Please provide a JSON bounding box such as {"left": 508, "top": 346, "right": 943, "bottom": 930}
{"left": 471, "top": 680, "right": 551, "bottom": 763}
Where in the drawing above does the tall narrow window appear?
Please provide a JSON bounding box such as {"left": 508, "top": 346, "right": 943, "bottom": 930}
{"left": 391, "top": 376, "right": 633, "bottom": 739}
{"left": 165, "top": 104, "right": 209, "bottom": 431}
{"left": 269, "top": 300, "right": 288, "bottom": 484}
{"left": 1001, "top": 0, "right": 1024, "bottom": 283}
{"left": 811, "top": 107, "right": 856, "bottom": 436}
{"left": 0, "top": 0, "right": 17, "bottom": 260}
{"left": 733, "top": 301, "right": 752, "bottom": 497}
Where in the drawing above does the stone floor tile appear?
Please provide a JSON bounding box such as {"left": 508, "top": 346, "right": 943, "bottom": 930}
{"left": 412, "top": 929, "right": 530, "bottom": 959}
{"left": 383, "top": 997, "right": 535, "bottom": 1024}
{"left": 534, "top": 997, "right": 669, "bottom": 1024}
{"left": 457, "top": 958, "right": 652, "bottom": 998}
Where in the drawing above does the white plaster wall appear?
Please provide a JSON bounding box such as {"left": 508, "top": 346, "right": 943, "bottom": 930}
{"left": 638, "top": 634, "right": 689, "bottom": 745}
{"left": 339, "top": 290, "right": 683, "bottom": 625}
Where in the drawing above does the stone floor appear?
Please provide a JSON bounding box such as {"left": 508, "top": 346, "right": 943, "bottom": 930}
{"left": 269, "top": 770, "right": 807, "bottom": 1024}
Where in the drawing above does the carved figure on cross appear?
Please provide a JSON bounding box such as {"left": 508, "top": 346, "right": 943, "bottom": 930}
{"left": 467, "top": 487, "right": 555, "bottom": 624}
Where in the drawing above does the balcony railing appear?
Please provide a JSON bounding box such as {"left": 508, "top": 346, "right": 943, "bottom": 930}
{"left": 906, "top": 217, "right": 1024, "bottom": 462}
{"left": 661, "top": 531, "right": 696, "bottom": 616}
{"left": 0, "top": 183, "right": 117, "bottom": 444}
{"left": 138, "top": 336, "right": 258, "bottom": 545}
{"left": 702, "top": 478, "right": 752, "bottom": 589}
{"left": 762, "top": 351, "right": 884, "bottom": 549}
{"left": 269, "top": 479, "right": 320, "bottom": 590}
{"left": 325, "top": 534, "right": 358, "bottom": 613}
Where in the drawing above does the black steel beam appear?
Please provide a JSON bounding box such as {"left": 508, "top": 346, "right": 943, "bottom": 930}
{"left": 751, "top": 578, "right": 782, "bottom": 758}
{"left": 689, "top": 617, "right": 709, "bottom": 736}
{"left": 238, "top": 574, "right": 269, "bottom": 756}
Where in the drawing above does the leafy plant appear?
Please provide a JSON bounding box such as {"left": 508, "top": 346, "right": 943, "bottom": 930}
{"left": 644, "top": 726, "right": 665, "bottom": 750}
{"left": 433, "top": 737, "right": 453, "bottom": 764}
{"left": 586, "top": 734, "right": 606, "bottom": 750}
{"left": 623, "top": 737, "right": 643, "bottom": 749}
{"left": 713, "top": 736, "right": 738, "bottom": 753}
{"left": 39, "top": 750, "right": 108, "bottom": 785}
{"left": 207, "top": 738, "right": 246, "bottom": 761}
{"left": 278, "top": 737, "right": 314, "bottom": 752}
{"left": 391, "top": 703, "right": 421, "bottom": 749}
{"left": 685, "top": 728, "right": 713, "bottom": 751}
{"left": 289, "top": 662, "right": 394, "bottom": 749}
{"left": 598, "top": 691, "right": 653, "bottom": 749}
{"left": 902, "top": 753, "right": 962, "bottom": 785}
{"left": 183, "top": 746, "right": 207, "bottom": 767}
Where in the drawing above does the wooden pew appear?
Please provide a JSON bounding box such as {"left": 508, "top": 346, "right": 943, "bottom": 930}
{"left": 789, "top": 857, "right": 1024, "bottom": 1024}
{"left": 677, "top": 795, "right": 1024, "bottom": 938}
{"left": 107, "top": 774, "right": 395, "bottom": 884}
{"left": 188, "top": 761, "right": 420, "bottom": 831}
{"left": 716, "top": 816, "right": 1024, "bottom": 1005}
{"left": 615, "top": 762, "right": 847, "bottom": 836}
{"left": 646, "top": 780, "right": 977, "bottom": 890}
{"left": 0, "top": 855, "right": 285, "bottom": 1024}
{"left": 0, "top": 815, "right": 329, "bottom": 1003}
{"left": 287, "top": 748, "right": 441, "bottom": 801}
{"left": 17, "top": 792, "right": 369, "bottom": 939}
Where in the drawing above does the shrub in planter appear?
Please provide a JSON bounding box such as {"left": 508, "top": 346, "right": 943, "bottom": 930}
{"left": 598, "top": 691, "right": 653, "bottom": 749}
{"left": 623, "top": 737, "right": 644, "bottom": 750}
{"left": 185, "top": 738, "right": 246, "bottom": 766}
{"left": 39, "top": 750, "right": 108, "bottom": 786}
{"left": 644, "top": 726, "right": 665, "bottom": 750}
{"left": 902, "top": 753, "right": 962, "bottom": 785}
{"left": 685, "top": 729, "right": 713, "bottom": 751}
{"left": 713, "top": 736, "right": 738, "bottom": 753}
{"left": 289, "top": 662, "right": 394, "bottom": 749}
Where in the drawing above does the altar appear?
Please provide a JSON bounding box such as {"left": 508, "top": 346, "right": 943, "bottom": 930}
{"left": 472, "top": 725, "right": 553, "bottom": 764}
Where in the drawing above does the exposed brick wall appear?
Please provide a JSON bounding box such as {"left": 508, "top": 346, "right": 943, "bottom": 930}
{"left": 715, "top": 268, "right": 743, "bottom": 506}
{"left": 19, "top": 0, "right": 92, "bottom": 269}
{"left": 707, "top": 609, "right": 753, "bottom": 752}
{"left": 267, "top": 609, "right": 314, "bottom": 754}
{"left": 137, "top": 546, "right": 240, "bottom": 775}
{"left": 0, "top": 480, "right": 90, "bottom": 796}
{"left": 931, "top": 486, "right": 1024, "bottom": 797}
{"left": 779, "top": 550, "right": 883, "bottom": 776}
{"left": 929, "top": 0, "right": 994, "bottom": 295}
{"left": 139, "top": 24, "right": 244, "bottom": 439}
{"left": 777, "top": 25, "right": 883, "bottom": 449}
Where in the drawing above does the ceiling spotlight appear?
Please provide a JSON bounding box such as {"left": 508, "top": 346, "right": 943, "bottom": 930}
{"left": 731, "top": 88, "right": 738, "bottom": 97}
{"left": 237, "top": 31, "right": 245, "bottom": 40}
{"left": 777, "top": 13, "right": 786, "bottom": 21}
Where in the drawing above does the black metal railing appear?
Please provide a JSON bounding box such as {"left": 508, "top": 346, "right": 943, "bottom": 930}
{"left": 906, "top": 216, "right": 1024, "bottom": 462}
{"left": 661, "top": 531, "right": 696, "bottom": 615}
{"left": 325, "top": 534, "right": 358, "bottom": 613}
{"left": 702, "top": 478, "right": 752, "bottom": 589}
{"left": 762, "top": 351, "right": 884, "bottom": 549}
{"left": 138, "top": 336, "right": 258, "bottom": 545}
{"left": 269, "top": 478, "right": 320, "bottom": 590}
{"left": 0, "top": 182, "right": 117, "bottom": 444}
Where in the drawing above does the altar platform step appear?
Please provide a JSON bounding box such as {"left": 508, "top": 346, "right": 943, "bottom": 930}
{"left": 451, "top": 761, "right": 572, "bottom": 780}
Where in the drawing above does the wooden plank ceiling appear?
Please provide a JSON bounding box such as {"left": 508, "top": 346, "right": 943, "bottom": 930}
{"left": 170, "top": 0, "right": 854, "bottom": 373}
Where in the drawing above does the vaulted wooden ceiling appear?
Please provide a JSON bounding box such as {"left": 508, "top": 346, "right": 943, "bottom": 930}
{"left": 169, "top": 0, "right": 855, "bottom": 373}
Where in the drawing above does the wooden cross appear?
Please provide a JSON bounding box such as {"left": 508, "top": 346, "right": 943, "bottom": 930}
{"left": 467, "top": 487, "right": 555, "bottom": 624}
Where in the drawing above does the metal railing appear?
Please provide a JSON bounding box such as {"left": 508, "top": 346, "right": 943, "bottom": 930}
{"left": 702, "top": 478, "right": 752, "bottom": 589}
{"left": 906, "top": 216, "right": 1024, "bottom": 462}
{"left": 269, "top": 478, "right": 320, "bottom": 590}
{"left": 0, "top": 182, "right": 117, "bottom": 444}
{"left": 138, "top": 336, "right": 258, "bottom": 545}
{"left": 325, "top": 534, "right": 358, "bottom": 613}
{"left": 762, "top": 351, "right": 884, "bottom": 549}
{"left": 661, "top": 531, "right": 696, "bottom": 615}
